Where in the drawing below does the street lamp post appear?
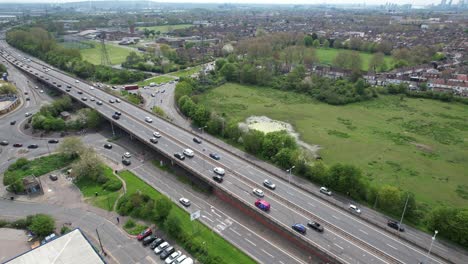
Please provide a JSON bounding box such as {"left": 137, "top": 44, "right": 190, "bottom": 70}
{"left": 423, "top": 230, "right": 438, "bottom": 264}
{"left": 199, "top": 125, "right": 207, "bottom": 134}
{"left": 286, "top": 166, "right": 295, "bottom": 223}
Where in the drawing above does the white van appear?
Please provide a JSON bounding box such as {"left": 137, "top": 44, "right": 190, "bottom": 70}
{"left": 183, "top": 149, "right": 194, "bottom": 157}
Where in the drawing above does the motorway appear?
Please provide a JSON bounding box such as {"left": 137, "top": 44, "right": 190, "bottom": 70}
{"left": 0, "top": 39, "right": 460, "bottom": 264}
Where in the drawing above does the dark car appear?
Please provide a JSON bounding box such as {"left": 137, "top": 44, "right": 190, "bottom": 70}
{"left": 213, "top": 175, "right": 223, "bottom": 183}
{"left": 49, "top": 174, "right": 58, "bottom": 181}
{"left": 13, "top": 143, "right": 23, "bottom": 147}
{"left": 307, "top": 221, "right": 324, "bottom": 232}
{"left": 77, "top": 91, "right": 83, "bottom": 95}
{"left": 150, "top": 137, "right": 158, "bottom": 144}
{"left": 66, "top": 88, "right": 71, "bottom": 92}
{"left": 142, "top": 235, "right": 157, "bottom": 246}
{"left": 27, "top": 144, "right": 39, "bottom": 149}
{"left": 114, "top": 111, "right": 121, "bottom": 116}
{"left": 48, "top": 139, "right": 59, "bottom": 144}
{"left": 66, "top": 85, "right": 72, "bottom": 88}
{"left": 104, "top": 143, "right": 112, "bottom": 149}
{"left": 25, "top": 97, "right": 30, "bottom": 101}
{"left": 112, "top": 114, "right": 120, "bottom": 120}
{"left": 136, "top": 228, "right": 152, "bottom": 241}
{"left": 0, "top": 140, "right": 9, "bottom": 146}
{"left": 263, "top": 179, "right": 276, "bottom": 190}
{"left": 193, "top": 137, "right": 202, "bottom": 144}
{"left": 292, "top": 224, "right": 307, "bottom": 234}
{"left": 122, "top": 159, "right": 131, "bottom": 166}
{"left": 160, "top": 246, "right": 175, "bottom": 260}
{"left": 174, "top": 153, "right": 185, "bottom": 160}
{"left": 209, "top": 153, "right": 220, "bottom": 160}
{"left": 10, "top": 121, "right": 16, "bottom": 125}
{"left": 149, "top": 238, "right": 164, "bottom": 249}
{"left": 387, "top": 220, "right": 405, "bottom": 232}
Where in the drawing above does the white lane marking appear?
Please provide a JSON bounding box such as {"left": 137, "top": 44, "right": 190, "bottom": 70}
{"left": 226, "top": 180, "right": 233, "bottom": 184}
{"left": 332, "top": 215, "right": 340, "bottom": 220}
{"left": 202, "top": 215, "right": 213, "bottom": 223}
{"left": 334, "top": 243, "right": 344, "bottom": 250}
{"left": 211, "top": 210, "right": 222, "bottom": 218}
{"left": 204, "top": 212, "right": 213, "bottom": 217}
{"left": 230, "top": 228, "right": 241, "bottom": 236}
{"left": 359, "top": 229, "right": 368, "bottom": 235}
{"left": 261, "top": 249, "right": 275, "bottom": 258}
{"left": 245, "top": 238, "right": 256, "bottom": 247}
{"left": 307, "top": 202, "right": 316, "bottom": 207}
{"left": 387, "top": 243, "right": 398, "bottom": 250}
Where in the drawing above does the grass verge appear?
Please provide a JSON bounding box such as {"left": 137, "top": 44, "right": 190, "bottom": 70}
{"left": 136, "top": 24, "right": 193, "bottom": 33}
{"left": 123, "top": 219, "right": 148, "bottom": 235}
{"left": 169, "top": 65, "right": 202, "bottom": 78}
{"left": 138, "top": 75, "right": 175, "bottom": 86}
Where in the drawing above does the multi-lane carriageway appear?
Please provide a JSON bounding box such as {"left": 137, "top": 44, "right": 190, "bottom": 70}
{"left": 0, "top": 41, "right": 452, "bottom": 264}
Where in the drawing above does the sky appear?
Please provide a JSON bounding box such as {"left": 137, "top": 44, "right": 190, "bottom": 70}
{"left": 0, "top": 0, "right": 449, "bottom": 5}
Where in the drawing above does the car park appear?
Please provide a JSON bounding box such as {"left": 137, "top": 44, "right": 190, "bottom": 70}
{"left": 183, "top": 149, "right": 194, "bottom": 157}
{"left": 142, "top": 235, "right": 157, "bottom": 246}
{"left": 136, "top": 228, "right": 152, "bottom": 240}
{"left": 255, "top": 199, "right": 270, "bottom": 211}
{"left": 153, "top": 131, "right": 161, "bottom": 138}
{"left": 209, "top": 153, "right": 220, "bottom": 160}
{"left": 179, "top": 198, "right": 191, "bottom": 207}
{"left": 13, "top": 143, "right": 23, "bottom": 147}
{"left": 292, "top": 224, "right": 307, "bottom": 234}
{"left": 49, "top": 174, "right": 58, "bottom": 181}
{"left": 160, "top": 246, "right": 175, "bottom": 259}
{"left": 320, "top": 187, "right": 332, "bottom": 196}
{"left": 150, "top": 137, "right": 158, "bottom": 144}
{"left": 154, "top": 242, "right": 170, "bottom": 254}
{"left": 387, "top": 220, "right": 405, "bottom": 232}
{"left": 149, "top": 238, "right": 164, "bottom": 249}
{"left": 193, "top": 137, "right": 202, "bottom": 144}
{"left": 213, "top": 167, "right": 225, "bottom": 176}
{"left": 145, "top": 117, "right": 153, "bottom": 123}
{"left": 165, "top": 251, "right": 181, "bottom": 264}
{"left": 104, "top": 143, "right": 112, "bottom": 149}
{"left": 213, "top": 175, "right": 223, "bottom": 183}
{"left": 27, "top": 144, "right": 39, "bottom": 149}
{"left": 263, "top": 179, "right": 276, "bottom": 190}
{"left": 253, "top": 188, "right": 264, "bottom": 197}
{"left": 307, "top": 221, "right": 324, "bottom": 232}
{"left": 349, "top": 204, "right": 361, "bottom": 214}
{"left": 174, "top": 153, "right": 185, "bottom": 160}
{"left": 122, "top": 159, "right": 131, "bottom": 166}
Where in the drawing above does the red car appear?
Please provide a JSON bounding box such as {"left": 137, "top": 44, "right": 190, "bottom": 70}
{"left": 137, "top": 228, "right": 152, "bottom": 241}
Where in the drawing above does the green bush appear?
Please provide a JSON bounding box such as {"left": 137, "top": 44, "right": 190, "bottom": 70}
{"left": 60, "top": 226, "right": 71, "bottom": 235}
{"left": 103, "top": 179, "right": 123, "bottom": 191}
{"left": 124, "top": 219, "right": 136, "bottom": 229}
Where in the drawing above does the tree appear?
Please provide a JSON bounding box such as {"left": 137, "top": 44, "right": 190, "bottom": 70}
{"left": 58, "top": 137, "right": 86, "bottom": 159}
{"left": 242, "top": 130, "right": 265, "bottom": 154}
{"left": 349, "top": 38, "right": 363, "bottom": 50}
{"left": 70, "top": 147, "right": 104, "bottom": 181}
{"left": 165, "top": 210, "right": 182, "bottom": 239}
{"left": 0, "top": 82, "right": 17, "bottom": 95}
{"left": 219, "top": 63, "right": 239, "bottom": 81}
{"left": 304, "top": 35, "right": 313, "bottom": 47}
{"left": 377, "top": 40, "right": 393, "bottom": 55}
{"left": 369, "top": 52, "right": 385, "bottom": 72}
{"left": 377, "top": 185, "right": 401, "bottom": 214}
{"left": 154, "top": 197, "right": 172, "bottom": 222}
{"left": 322, "top": 39, "right": 330, "bottom": 49}
{"left": 28, "top": 214, "right": 55, "bottom": 238}
{"left": 312, "top": 39, "right": 320, "bottom": 48}
{"left": 327, "top": 164, "right": 366, "bottom": 199}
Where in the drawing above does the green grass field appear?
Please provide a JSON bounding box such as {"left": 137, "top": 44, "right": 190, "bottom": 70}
{"left": 137, "top": 24, "right": 193, "bottom": 33}
{"left": 169, "top": 65, "right": 202, "bottom": 78}
{"left": 314, "top": 48, "right": 395, "bottom": 71}
{"left": 118, "top": 170, "right": 255, "bottom": 264}
{"left": 138, "top": 75, "right": 175, "bottom": 86}
{"left": 197, "top": 83, "right": 468, "bottom": 208}
{"left": 75, "top": 41, "right": 134, "bottom": 65}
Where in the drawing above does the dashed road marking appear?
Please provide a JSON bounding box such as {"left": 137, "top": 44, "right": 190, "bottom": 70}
{"left": 359, "top": 229, "right": 368, "bottom": 235}
{"left": 261, "top": 249, "right": 275, "bottom": 258}
{"left": 245, "top": 238, "right": 256, "bottom": 246}
{"left": 387, "top": 243, "right": 398, "bottom": 250}
{"left": 230, "top": 228, "right": 241, "bottom": 236}
{"left": 334, "top": 243, "right": 344, "bottom": 250}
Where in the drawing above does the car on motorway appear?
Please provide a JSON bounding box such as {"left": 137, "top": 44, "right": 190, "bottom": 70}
{"left": 66, "top": 85, "right": 72, "bottom": 89}
{"left": 25, "top": 97, "right": 30, "bottom": 101}
{"left": 320, "top": 187, "right": 332, "bottom": 196}
{"left": 104, "top": 143, "right": 112, "bottom": 149}
{"left": 96, "top": 101, "right": 103, "bottom": 105}
{"left": 213, "top": 167, "right": 225, "bottom": 176}
{"left": 149, "top": 238, "right": 164, "bottom": 249}
{"left": 49, "top": 174, "right": 58, "bottom": 181}
{"left": 349, "top": 204, "right": 361, "bottom": 214}
{"left": 27, "top": 144, "right": 39, "bottom": 149}
{"left": 10, "top": 120, "right": 16, "bottom": 125}
{"left": 75, "top": 80, "right": 80, "bottom": 83}
{"left": 307, "top": 221, "right": 324, "bottom": 232}
{"left": 255, "top": 199, "right": 270, "bottom": 211}
{"left": 263, "top": 179, "right": 276, "bottom": 190}
{"left": 145, "top": 116, "right": 153, "bottom": 123}
{"left": 39, "top": 90, "right": 44, "bottom": 93}
{"left": 142, "top": 235, "right": 157, "bottom": 246}
{"left": 123, "top": 152, "right": 131, "bottom": 158}
{"left": 122, "top": 159, "right": 131, "bottom": 166}
{"left": 213, "top": 175, "right": 223, "bottom": 183}
{"left": 13, "top": 143, "right": 23, "bottom": 147}
{"left": 387, "top": 220, "right": 405, "bottom": 232}
{"left": 160, "top": 246, "right": 175, "bottom": 260}
{"left": 116, "top": 98, "right": 121, "bottom": 103}
{"left": 25, "top": 112, "right": 32, "bottom": 117}
{"left": 183, "top": 149, "right": 194, "bottom": 157}
{"left": 173, "top": 255, "right": 187, "bottom": 264}
{"left": 90, "top": 97, "right": 95, "bottom": 101}
{"left": 0, "top": 140, "right": 9, "bottom": 146}
{"left": 151, "top": 93, "right": 155, "bottom": 97}
{"left": 77, "top": 91, "right": 83, "bottom": 95}
{"left": 165, "top": 251, "right": 181, "bottom": 264}
{"left": 81, "top": 97, "right": 87, "bottom": 101}
{"left": 150, "top": 137, "right": 158, "bottom": 144}
{"left": 153, "top": 131, "right": 161, "bottom": 138}
{"left": 89, "top": 86, "right": 94, "bottom": 90}
{"left": 114, "top": 111, "right": 121, "bottom": 116}
{"left": 48, "top": 139, "right": 59, "bottom": 144}
{"left": 174, "top": 153, "right": 185, "bottom": 160}
{"left": 137, "top": 228, "right": 152, "bottom": 241}
{"left": 109, "top": 99, "right": 115, "bottom": 103}
{"left": 66, "top": 88, "right": 71, "bottom": 92}
{"left": 112, "top": 114, "right": 120, "bottom": 120}
{"left": 193, "top": 137, "right": 202, "bottom": 144}
{"left": 57, "top": 84, "right": 62, "bottom": 87}
{"left": 24, "top": 91, "right": 28, "bottom": 95}
{"left": 209, "top": 153, "right": 220, "bottom": 160}
{"left": 179, "top": 198, "right": 191, "bottom": 207}
{"left": 154, "top": 242, "right": 170, "bottom": 254}
{"left": 292, "top": 224, "right": 307, "bottom": 234}
{"left": 253, "top": 188, "right": 264, "bottom": 197}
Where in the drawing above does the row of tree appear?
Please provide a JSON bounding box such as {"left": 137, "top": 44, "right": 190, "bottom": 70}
{"left": 6, "top": 27, "right": 148, "bottom": 84}
{"left": 0, "top": 214, "right": 55, "bottom": 239}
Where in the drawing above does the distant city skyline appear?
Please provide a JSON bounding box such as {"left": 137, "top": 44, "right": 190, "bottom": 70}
{"left": 0, "top": 0, "right": 459, "bottom": 6}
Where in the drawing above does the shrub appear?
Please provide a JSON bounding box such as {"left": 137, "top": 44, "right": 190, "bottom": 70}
{"left": 60, "top": 226, "right": 71, "bottom": 235}
{"left": 124, "top": 219, "right": 136, "bottom": 229}
{"left": 103, "top": 179, "right": 123, "bottom": 191}
{"left": 28, "top": 214, "right": 55, "bottom": 238}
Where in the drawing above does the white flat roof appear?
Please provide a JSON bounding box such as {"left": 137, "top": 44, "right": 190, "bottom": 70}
{"left": 6, "top": 229, "right": 104, "bottom": 264}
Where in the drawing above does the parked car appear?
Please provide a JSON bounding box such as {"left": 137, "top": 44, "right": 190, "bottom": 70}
{"left": 349, "top": 204, "right": 361, "bottom": 214}
{"left": 179, "top": 258, "right": 193, "bottom": 264}
{"left": 253, "top": 188, "right": 264, "bottom": 197}
{"left": 154, "top": 242, "right": 170, "bottom": 254}
{"left": 174, "top": 153, "right": 185, "bottom": 160}
{"left": 48, "top": 139, "right": 59, "bottom": 144}
{"left": 149, "top": 238, "right": 164, "bottom": 249}
{"left": 387, "top": 220, "right": 405, "bottom": 232}
{"left": 209, "top": 153, "right": 220, "bottom": 160}
{"left": 213, "top": 175, "right": 223, "bottom": 183}
{"left": 165, "top": 251, "right": 181, "bottom": 264}
{"left": 160, "top": 246, "right": 175, "bottom": 259}
{"left": 193, "top": 137, "right": 202, "bottom": 144}
{"left": 103, "top": 143, "right": 112, "bottom": 149}
{"left": 255, "top": 199, "right": 270, "bottom": 211}
{"left": 179, "top": 198, "right": 191, "bottom": 207}
{"left": 136, "top": 228, "right": 152, "bottom": 241}
{"left": 213, "top": 167, "right": 225, "bottom": 176}
{"left": 81, "top": 97, "right": 87, "bottom": 101}
{"left": 142, "top": 235, "right": 157, "bottom": 246}
{"left": 307, "top": 221, "right": 324, "bottom": 232}
{"left": 173, "top": 255, "right": 187, "bottom": 264}
{"left": 263, "top": 179, "right": 276, "bottom": 190}
{"left": 183, "top": 149, "right": 194, "bottom": 157}
{"left": 49, "top": 174, "right": 58, "bottom": 181}
{"left": 77, "top": 91, "right": 83, "bottom": 95}
{"left": 292, "top": 224, "right": 307, "bottom": 234}
{"left": 320, "top": 187, "right": 332, "bottom": 196}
